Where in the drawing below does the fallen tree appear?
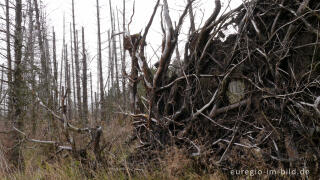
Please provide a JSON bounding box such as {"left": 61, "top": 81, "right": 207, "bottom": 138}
{"left": 124, "top": 0, "right": 320, "bottom": 176}
{"left": 11, "top": 89, "right": 105, "bottom": 166}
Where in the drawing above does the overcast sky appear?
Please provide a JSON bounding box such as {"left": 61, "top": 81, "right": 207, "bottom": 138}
{"left": 44, "top": 0, "right": 241, "bottom": 92}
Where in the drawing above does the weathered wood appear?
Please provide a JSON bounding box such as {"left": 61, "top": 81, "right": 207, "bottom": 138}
{"left": 82, "top": 27, "right": 88, "bottom": 124}
{"left": 72, "top": 0, "right": 82, "bottom": 119}
{"left": 96, "top": 0, "right": 106, "bottom": 121}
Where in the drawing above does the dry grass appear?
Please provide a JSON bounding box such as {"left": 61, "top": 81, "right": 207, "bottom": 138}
{"left": 0, "top": 116, "right": 229, "bottom": 179}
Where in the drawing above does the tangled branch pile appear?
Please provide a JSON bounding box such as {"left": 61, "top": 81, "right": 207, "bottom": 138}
{"left": 125, "top": 0, "right": 320, "bottom": 176}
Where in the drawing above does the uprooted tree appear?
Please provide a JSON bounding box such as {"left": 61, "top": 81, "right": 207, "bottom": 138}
{"left": 124, "top": 0, "right": 320, "bottom": 175}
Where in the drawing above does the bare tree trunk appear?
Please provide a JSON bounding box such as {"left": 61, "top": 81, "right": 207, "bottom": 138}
{"left": 96, "top": 0, "right": 106, "bottom": 121}
{"left": 70, "top": 23, "right": 76, "bottom": 114}
{"left": 116, "top": 8, "right": 126, "bottom": 106}
{"left": 6, "top": 0, "right": 13, "bottom": 121}
{"left": 122, "top": 0, "right": 127, "bottom": 106}
{"left": 94, "top": 92, "right": 98, "bottom": 122}
{"left": 59, "top": 48, "right": 64, "bottom": 107}
{"left": 10, "top": 0, "right": 25, "bottom": 170}
{"left": 112, "top": 11, "right": 120, "bottom": 96}
{"left": 187, "top": 0, "right": 196, "bottom": 32}
{"left": 52, "top": 28, "right": 58, "bottom": 109}
{"left": 0, "top": 65, "right": 3, "bottom": 117}
{"left": 109, "top": 0, "right": 119, "bottom": 95}
{"left": 25, "top": 0, "right": 37, "bottom": 134}
{"left": 52, "top": 27, "right": 59, "bottom": 136}
{"left": 65, "top": 45, "right": 72, "bottom": 120}
{"left": 90, "top": 72, "right": 93, "bottom": 121}
{"left": 43, "top": 24, "right": 57, "bottom": 136}
{"left": 108, "top": 31, "right": 114, "bottom": 93}
{"left": 44, "top": 25, "right": 52, "bottom": 98}
{"left": 34, "top": 0, "right": 48, "bottom": 99}
{"left": 72, "top": 0, "right": 82, "bottom": 119}
{"left": 129, "top": 49, "right": 138, "bottom": 113}
{"left": 63, "top": 20, "right": 67, "bottom": 91}
{"left": 82, "top": 27, "right": 88, "bottom": 124}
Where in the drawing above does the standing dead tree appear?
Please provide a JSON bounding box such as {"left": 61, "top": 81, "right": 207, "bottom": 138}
{"left": 82, "top": 27, "right": 88, "bottom": 124}
{"left": 9, "top": 0, "right": 25, "bottom": 170}
{"left": 5, "top": 0, "right": 12, "bottom": 122}
{"left": 121, "top": 0, "right": 127, "bottom": 107}
{"left": 52, "top": 28, "right": 58, "bottom": 111}
{"left": 13, "top": 89, "right": 104, "bottom": 163}
{"left": 34, "top": 0, "right": 49, "bottom": 100}
{"left": 70, "top": 23, "right": 76, "bottom": 114}
{"left": 72, "top": 0, "right": 82, "bottom": 119}
{"left": 96, "top": 0, "right": 106, "bottom": 121}
{"left": 108, "top": 1, "right": 120, "bottom": 96}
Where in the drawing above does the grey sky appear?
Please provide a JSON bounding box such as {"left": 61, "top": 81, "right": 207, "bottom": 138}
{"left": 45, "top": 0, "right": 241, "bottom": 92}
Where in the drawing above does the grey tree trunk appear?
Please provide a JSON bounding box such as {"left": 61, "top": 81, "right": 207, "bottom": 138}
{"left": 94, "top": 92, "right": 98, "bottom": 122}
{"left": 108, "top": 31, "right": 114, "bottom": 92}
{"left": 6, "top": 0, "right": 13, "bottom": 121}
{"left": 25, "top": 0, "right": 36, "bottom": 133}
{"left": 96, "top": 0, "right": 106, "bottom": 121}
{"left": 187, "top": 0, "right": 196, "bottom": 32}
{"left": 65, "top": 45, "right": 72, "bottom": 120}
{"left": 112, "top": 11, "right": 120, "bottom": 96}
{"left": 72, "top": 0, "right": 82, "bottom": 119}
{"left": 0, "top": 66, "right": 3, "bottom": 117}
{"left": 90, "top": 72, "right": 94, "bottom": 118}
{"left": 70, "top": 23, "right": 76, "bottom": 113}
{"left": 109, "top": 0, "right": 119, "bottom": 95}
{"left": 59, "top": 47, "right": 64, "bottom": 107}
{"left": 34, "top": 0, "right": 48, "bottom": 99}
{"left": 52, "top": 28, "right": 58, "bottom": 109}
{"left": 122, "top": 0, "right": 127, "bottom": 105}
{"left": 43, "top": 25, "right": 56, "bottom": 136}
{"left": 82, "top": 27, "right": 88, "bottom": 124}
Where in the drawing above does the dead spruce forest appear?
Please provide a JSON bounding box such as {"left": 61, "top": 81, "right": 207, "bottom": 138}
{"left": 0, "top": 0, "right": 320, "bottom": 179}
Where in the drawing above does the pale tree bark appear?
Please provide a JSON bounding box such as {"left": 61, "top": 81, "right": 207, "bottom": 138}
{"left": 72, "top": 0, "right": 82, "bottom": 119}
{"left": 25, "top": 0, "right": 36, "bottom": 133}
{"left": 118, "top": 6, "right": 126, "bottom": 105}
{"left": 96, "top": 0, "right": 106, "bottom": 121}
{"left": 112, "top": 11, "right": 120, "bottom": 96}
{"left": 82, "top": 27, "right": 88, "bottom": 124}
{"left": 63, "top": 44, "right": 69, "bottom": 93}
{"left": 118, "top": 0, "right": 127, "bottom": 105}
{"left": 6, "top": 0, "right": 13, "bottom": 121}
{"left": 128, "top": 42, "right": 138, "bottom": 113}
{"left": 59, "top": 15, "right": 65, "bottom": 106}
{"left": 24, "top": 0, "right": 34, "bottom": 72}
{"left": 0, "top": 66, "right": 3, "bottom": 117}
{"left": 59, "top": 47, "right": 64, "bottom": 107}
{"left": 52, "top": 28, "right": 58, "bottom": 109}
{"left": 52, "top": 26, "right": 60, "bottom": 136}
{"left": 65, "top": 45, "right": 72, "bottom": 120}
{"left": 76, "top": 31, "right": 81, "bottom": 117}
{"left": 44, "top": 25, "right": 52, "bottom": 98}
{"left": 108, "top": 30, "right": 114, "bottom": 93}
{"left": 108, "top": 1, "right": 114, "bottom": 90}
{"left": 34, "top": 0, "right": 48, "bottom": 99}
{"left": 70, "top": 23, "right": 76, "bottom": 113}
{"left": 43, "top": 24, "right": 57, "bottom": 136}
{"left": 94, "top": 92, "right": 97, "bottom": 121}
{"left": 90, "top": 72, "right": 93, "bottom": 119}
{"left": 109, "top": 0, "right": 120, "bottom": 95}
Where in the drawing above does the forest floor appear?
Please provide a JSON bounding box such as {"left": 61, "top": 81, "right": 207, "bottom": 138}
{"left": 0, "top": 116, "right": 229, "bottom": 180}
